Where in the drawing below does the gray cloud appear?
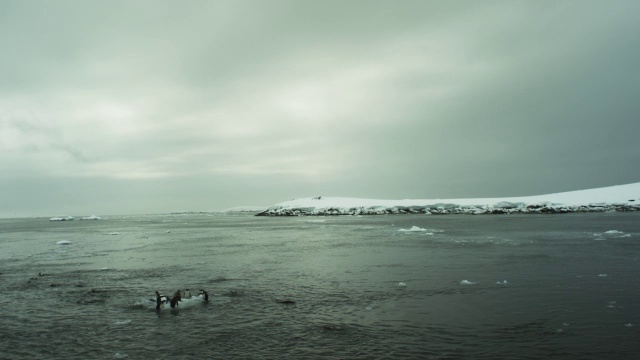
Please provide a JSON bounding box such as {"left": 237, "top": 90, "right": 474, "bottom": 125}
{"left": 1, "top": 0, "right": 639, "bottom": 217}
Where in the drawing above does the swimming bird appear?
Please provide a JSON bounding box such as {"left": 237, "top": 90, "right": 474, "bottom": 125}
{"left": 170, "top": 290, "right": 182, "bottom": 308}
{"left": 155, "top": 291, "right": 170, "bottom": 310}
{"left": 199, "top": 289, "right": 209, "bottom": 302}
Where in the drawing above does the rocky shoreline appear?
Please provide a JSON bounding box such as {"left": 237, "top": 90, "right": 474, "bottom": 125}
{"left": 256, "top": 202, "right": 640, "bottom": 216}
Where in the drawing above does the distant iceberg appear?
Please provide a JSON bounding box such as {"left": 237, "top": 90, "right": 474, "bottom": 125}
{"left": 50, "top": 216, "right": 75, "bottom": 221}
{"left": 81, "top": 215, "right": 102, "bottom": 220}
{"left": 256, "top": 182, "right": 640, "bottom": 216}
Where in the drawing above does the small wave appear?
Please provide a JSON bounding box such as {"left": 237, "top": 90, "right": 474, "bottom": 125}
{"left": 115, "top": 320, "right": 132, "bottom": 325}
{"left": 56, "top": 240, "right": 72, "bottom": 245}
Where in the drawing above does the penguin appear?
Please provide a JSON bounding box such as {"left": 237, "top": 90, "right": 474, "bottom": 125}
{"left": 199, "top": 289, "right": 209, "bottom": 302}
{"left": 155, "top": 291, "right": 170, "bottom": 310}
{"left": 170, "top": 290, "right": 181, "bottom": 308}
{"left": 182, "top": 289, "right": 192, "bottom": 299}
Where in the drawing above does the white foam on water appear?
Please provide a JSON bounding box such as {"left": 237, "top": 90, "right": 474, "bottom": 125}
{"left": 396, "top": 282, "right": 407, "bottom": 287}
{"left": 56, "top": 240, "right": 72, "bottom": 245}
{"left": 115, "top": 320, "right": 132, "bottom": 325}
{"left": 496, "top": 280, "right": 508, "bottom": 285}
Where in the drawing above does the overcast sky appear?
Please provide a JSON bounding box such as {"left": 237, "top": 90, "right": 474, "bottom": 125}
{"left": 1, "top": 0, "right": 639, "bottom": 217}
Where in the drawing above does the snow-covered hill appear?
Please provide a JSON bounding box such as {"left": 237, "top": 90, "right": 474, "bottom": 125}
{"left": 257, "top": 183, "right": 640, "bottom": 216}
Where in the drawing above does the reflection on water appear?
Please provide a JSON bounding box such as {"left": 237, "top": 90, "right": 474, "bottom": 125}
{"left": 1, "top": 213, "right": 639, "bottom": 359}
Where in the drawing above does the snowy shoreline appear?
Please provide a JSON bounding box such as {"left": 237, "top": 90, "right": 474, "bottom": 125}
{"left": 256, "top": 183, "right": 640, "bottom": 216}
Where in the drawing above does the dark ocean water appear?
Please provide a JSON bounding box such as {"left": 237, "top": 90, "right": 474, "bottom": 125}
{"left": 1, "top": 212, "right": 639, "bottom": 359}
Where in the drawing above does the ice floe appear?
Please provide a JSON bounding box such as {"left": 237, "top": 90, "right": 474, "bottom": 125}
{"left": 398, "top": 226, "right": 433, "bottom": 234}
{"left": 81, "top": 215, "right": 102, "bottom": 220}
{"left": 593, "top": 230, "right": 632, "bottom": 240}
{"left": 460, "top": 280, "right": 478, "bottom": 285}
{"left": 50, "top": 216, "right": 74, "bottom": 221}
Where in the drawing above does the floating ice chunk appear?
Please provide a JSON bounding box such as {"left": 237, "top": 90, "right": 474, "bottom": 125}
{"left": 496, "top": 280, "right": 508, "bottom": 285}
{"left": 460, "top": 280, "right": 478, "bottom": 285}
{"left": 398, "top": 226, "right": 434, "bottom": 235}
{"left": 398, "top": 226, "right": 427, "bottom": 232}
{"left": 81, "top": 215, "right": 102, "bottom": 220}
{"left": 593, "top": 230, "right": 631, "bottom": 240}
{"left": 604, "top": 230, "right": 624, "bottom": 234}
{"left": 50, "top": 216, "right": 74, "bottom": 221}
{"left": 56, "top": 240, "right": 72, "bottom": 245}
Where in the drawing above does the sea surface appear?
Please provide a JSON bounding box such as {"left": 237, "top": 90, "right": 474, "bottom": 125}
{"left": 1, "top": 212, "right": 639, "bottom": 359}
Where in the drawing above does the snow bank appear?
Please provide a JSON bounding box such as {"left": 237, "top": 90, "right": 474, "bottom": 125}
{"left": 257, "top": 182, "right": 640, "bottom": 216}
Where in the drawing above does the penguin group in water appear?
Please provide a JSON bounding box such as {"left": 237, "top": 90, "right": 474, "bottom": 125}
{"left": 154, "top": 289, "right": 209, "bottom": 310}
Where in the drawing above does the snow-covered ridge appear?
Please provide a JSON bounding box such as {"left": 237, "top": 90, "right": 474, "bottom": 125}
{"left": 256, "top": 183, "right": 640, "bottom": 216}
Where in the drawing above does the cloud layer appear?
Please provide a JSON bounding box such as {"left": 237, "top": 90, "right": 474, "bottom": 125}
{"left": 1, "top": 0, "right": 639, "bottom": 216}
